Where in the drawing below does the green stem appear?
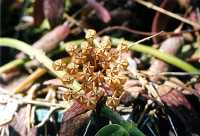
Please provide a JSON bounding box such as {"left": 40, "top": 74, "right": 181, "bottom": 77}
{"left": 112, "top": 38, "right": 199, "bottom": 72}
{"left": 100, "top": 105, "right": 145, "bottom": 136}
{"left": 0, "top": 59, "right": 26, "bottom": 74}
{"left": 0, "top": 38, "right": 64, "bottom": 78}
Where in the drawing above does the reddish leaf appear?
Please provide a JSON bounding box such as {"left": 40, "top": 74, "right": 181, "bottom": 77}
{"left": 151, "top": 0, "right": 178, "bottom": 44}
{"left": 161, "top": 89, "right": 192, "bottom": 110}
{"left": 9, "top": 107, "right": 37, "bottom": 136}
{"left": 33, "top": 0, "right": 45, "bottom": 26}
{"left": 87, "top": 0, "right": 111, "bottom": 23}
{"left": 194, "top": 83, "right": 200, "bottom": 97}
{"left": 43, "top": 0, "right": 65, "bottom": 27}
{"left": 59, "top": 110, "right": 92, "bottom": 136}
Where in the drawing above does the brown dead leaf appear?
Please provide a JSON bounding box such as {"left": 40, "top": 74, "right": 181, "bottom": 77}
{"left": 59, "top": 110, "right": 92, "bottom": 136}
{"left": 159, "top": 85, "right": 192, "bottom": 110}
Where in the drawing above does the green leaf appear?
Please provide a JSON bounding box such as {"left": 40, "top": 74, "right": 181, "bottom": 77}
{"left": 95, "top": 124, "right": 129, "bottom": 136}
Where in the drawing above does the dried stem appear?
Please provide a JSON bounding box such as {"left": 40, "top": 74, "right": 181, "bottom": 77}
{"left": 97, "top": 25, "right": 200, "bottom": 36}
{"left": 15, "top": 68, "right": 47, "bottom": 93}
{"left": 0, "top": 89, "right": 69, "bottom": 108}
{"left": 36, "top": 107, "right": 61, "bottom": 128}
{"left": 134, "top": 0, "right": 200, "bottom": 29}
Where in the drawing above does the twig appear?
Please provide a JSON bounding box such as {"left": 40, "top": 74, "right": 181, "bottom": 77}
{"left": 159, "top": 72, "right": 200, "bottom": 76}
{"left": 15, "top": 68, "right": 46, "bottom": 93}
{"left": 36, "top": 107, "right": 61, "bottom": 128}
{"left": 0, "top": 90, "right": 69, "bottom": 108}
{"left": 83, "top": 119, "right": 91, "bottom": 136}
{"left": 134, "top": 0, "right": 200, "bottom": 29}
{"left": 167, "top": 115, "right": 178, "bottom": 136}
{"left": 133, "top": 31, "right": 163, "bottom": 44}
{"left": 64, "top": 13, "right": 81, "bottom": 28}
{"left": 97, "top": 25, "right": 152, "bottom": 36}
{"left": 97, "top": 25, "right": 200, "bottom": 36}
{"left": 22, "top": 99, "right": 68, "bottom": 108}
{"left": 25, "top": 84, "right": 39, "bottom": 131}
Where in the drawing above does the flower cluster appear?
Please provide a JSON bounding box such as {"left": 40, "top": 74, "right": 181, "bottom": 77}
{"left": 53, "top": 29, "right": 129, "bottom": 108}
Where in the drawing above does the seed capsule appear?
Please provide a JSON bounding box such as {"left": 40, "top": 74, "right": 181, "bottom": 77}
{"left": 85, "top": 29, "right": 96, "bottom": 41}
{"left": 117, "top": 41, "right": 129, "bottom": 53}
{"left": 65, "top": 44, "right": 78, "bottom": 56}
{"left": 63, "top": 90, "right": 76, "bottom": 101}
{"left": 61, "top": 74, "right": 74, "bottom": 84}
{"left": 106, "top": 96, "right": 120, "bottom": 108}
{"left": 66, "top": 63, "right": 79, "bottom": 75}
{"left": 53, "top": 59, "right": 68, "bottom": 71}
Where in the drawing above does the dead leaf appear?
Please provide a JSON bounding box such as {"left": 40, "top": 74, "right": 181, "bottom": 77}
{"left": 59, "top": 110, "right": 92, "bottom": 136}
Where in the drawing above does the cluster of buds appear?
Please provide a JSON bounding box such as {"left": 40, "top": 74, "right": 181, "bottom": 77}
{"left": 53, "top": 29, "right": 129, "bottom": 108}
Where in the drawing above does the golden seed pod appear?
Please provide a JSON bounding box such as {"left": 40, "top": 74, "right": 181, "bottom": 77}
{"left": 83, "top": 63, "right": 95, "bottom": 74}
{"left": 81, "top": 82, "right": 93, "bottom": 93}
{"left": 85, "top": 29, "right": 96, "bottom": 41}
{"left": 106, "top": 96, "right": 120, "bottom": 108}
{"left": 108, "top": 49, "right": 119, "bottom": 62}
{"left": 65, "top": 43, "right": 78, "bottom": 56}
{"left": 117, "top": 41, "right": 129, "bottom": 53}
{"left": 53, "top": 59, "right": 67, "bottom": 71}
{"left": 117, "top": 75, "right": 128, "bottom": 84}
{"left": 95, "top": 48, "right": 105, "bottom": 61}
{"left": 81, "top": 41, "right": 92, "bottom": 55}
{"left": 101, "top": 62, "right": 110, "bottom": 70}
{"left": 66, "top": 63, "right": 79, "bottom": 75}
{"left": 85, "top": 96, "right": 97, "bottom": 108}
{"left": 73, "top": 54, "right": 87, "bottom": 65}
{"left": 118, "top": 60, "right": 129, "bottom": 70}
{"left": 63, "top": 90, "right": 76, "bottom": 101}
{"left": 61, "top": 74, "right": 74, "bottom": 84}
{"left": 100, "top": 36, "right": 112, "bottom": 50}
{"left": 91, "top": 89, "right": 104, "bottom": 99}
{"left": 74, "top": 90, "right": 87, "bottom": 104}
{"left": 74, "top": 72, "right": 86, "bottom": 82}
{"left": 112, "top": 89, "right": 123, "bottom": 98}
{"left": 106, "top": 68, "right": 119, "bottom": 77}
{"left": 54, "top": 29, "right": 130, "bottom": 108}
{"left": 95, "top": 71, "right": 105, "bottom": 84}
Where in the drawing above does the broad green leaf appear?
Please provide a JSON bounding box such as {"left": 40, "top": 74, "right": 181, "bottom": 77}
{"left": 95, "top": 124, "right": 129, "bottom": 136}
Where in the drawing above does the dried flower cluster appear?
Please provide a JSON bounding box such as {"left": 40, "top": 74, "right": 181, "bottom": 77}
{"left": 53, "top": 29, "right": 129, "bottom": 108}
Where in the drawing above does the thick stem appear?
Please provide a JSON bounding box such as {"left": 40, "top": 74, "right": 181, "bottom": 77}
{"left": 111, "top": 38, "right": 199, "bottom": 72}
{"left": 15, "top": 68, "right": 47, "bottom": 93}
{"left": 0, "top": 38, "right": 64, "bottom": 78}
{"left": 0, "top": 59, "right": 26, "bottom": 74}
